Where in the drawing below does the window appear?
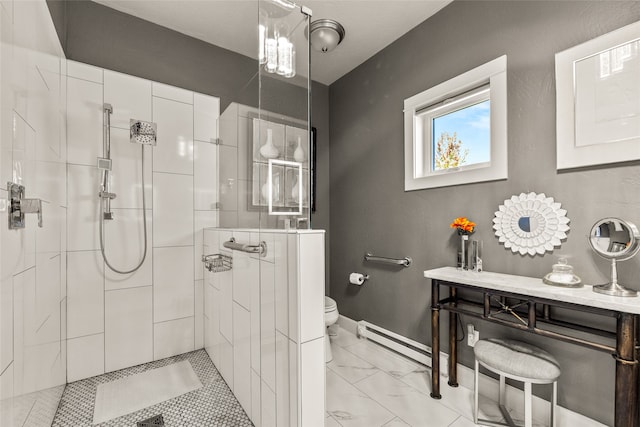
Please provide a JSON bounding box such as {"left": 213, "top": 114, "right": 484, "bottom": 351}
{"left": 404, "top": 56, "right": 507, "bottom": 190}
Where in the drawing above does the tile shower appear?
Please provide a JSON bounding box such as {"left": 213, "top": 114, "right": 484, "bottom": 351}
{"left": 64, "top": 59, "right": 220, "bottom": 381}
{"left": 203, "top": 228, "right": 325, "bottom": 426}
{"left": 0, "top": 1, "right": 68, "bottom": 425}
{"left": 63, "top": 61, "right": 325, "bottom": 413}
{"left": 1, "top": 1, "right": 322, "bottom": 425}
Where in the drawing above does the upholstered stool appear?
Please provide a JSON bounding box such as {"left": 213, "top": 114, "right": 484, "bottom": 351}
{"left": 474, "top": 338, "right": 560, "bottom": 427}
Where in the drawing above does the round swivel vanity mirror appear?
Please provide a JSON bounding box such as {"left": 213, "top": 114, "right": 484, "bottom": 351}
{"left": 588, "top": 217, "right": 640, "bottom": 297}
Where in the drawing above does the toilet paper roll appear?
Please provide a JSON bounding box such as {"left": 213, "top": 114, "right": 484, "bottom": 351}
{"left": 349, "top": 272, "right": 365, "bottom": 286}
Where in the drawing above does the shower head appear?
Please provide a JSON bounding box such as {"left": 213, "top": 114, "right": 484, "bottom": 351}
{"left": 130, "top": 119, "right": 157, "bottom": 146}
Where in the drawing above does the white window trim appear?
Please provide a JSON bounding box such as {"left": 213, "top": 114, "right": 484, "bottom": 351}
{"left": 404, "top": 55, "right": 508, "bottom": 191}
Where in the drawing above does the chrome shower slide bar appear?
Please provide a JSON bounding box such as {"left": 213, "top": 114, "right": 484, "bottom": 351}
{"left": 223, "top": 237, "right": 267, "bottom": 256}
{"left": 364, "top": 252, "right": 412, "bottom": 268}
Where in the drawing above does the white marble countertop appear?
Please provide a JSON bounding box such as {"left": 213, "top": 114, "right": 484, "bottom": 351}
{"left": 424, "top": 266, "right": 640, "bottom": 315}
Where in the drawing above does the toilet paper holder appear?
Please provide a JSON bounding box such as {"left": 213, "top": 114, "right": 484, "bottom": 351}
{"left": 349, "top": 272, "right": 370, "bottom": 285}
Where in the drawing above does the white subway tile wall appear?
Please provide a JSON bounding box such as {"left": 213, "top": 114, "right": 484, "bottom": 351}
{"left": 152, "top": 81, "right": 194, "bottom": 105}
{"left": 153, "top": 316, "right": 195, "bottom": 360}
{"left": 67, "top": 334, "right": 104, "bottom": 383}
{"left": 64, "top": 60, "right": 220, "bottom": 383}
{"left": 152, "top": 97, "right": 194, "bottom": 175}
{"left": 233, "top": 301, "right": 252, "bottom": 417}
{"left": 203, "top": 228, "right": 326, "bottom": 427}
{"left": 300, "top": 337, "right": 326, "bottom": 426}
{"left": 104, "top": 286, "right": 153, "bottom": 372}
{"left": 67, "top": 164, "right": 101, "bottom": 251}
{"left": 251, "top": 370, "right": 262, "bottom": 427}
{"left": 67, "top": 250, "right": 104, "bottom": 339}
{"left": 153, "top": 172, "right": 194, "bottom": 247}
{"left": 153, "top": 246, "right": 195, "bottom": 322}
{"left": 66, "top": 60, "right": 103, "bottom": 84}
{"left": 67, "top": 78, "right": 103, "bottom": 166}
{"left": 103, "top": 70, "right": 152, "bottom": 130}
{"left": 262, "top": 378, "right": 277, "bottom": 427}
{"left": 194, "top": 93, "right": 220, "bottom": 143}
{"left": 260, "top": 261, "right": 276, "bottom": 389}
{"left": 195, "top": 279, "right": 205, "bottom": 349}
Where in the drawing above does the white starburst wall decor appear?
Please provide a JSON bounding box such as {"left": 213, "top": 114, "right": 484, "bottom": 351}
{"left": 493, "top": 192, "right": 570, "bottom": 256}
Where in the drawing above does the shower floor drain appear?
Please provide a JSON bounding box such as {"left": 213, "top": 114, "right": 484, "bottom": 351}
{"left": 136, "top": 414, "right": 165, "bottom": 426}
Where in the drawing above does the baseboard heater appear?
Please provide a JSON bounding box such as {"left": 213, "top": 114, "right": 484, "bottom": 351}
{"left": 356, "top": 320, "right": 448, "bottom": 371}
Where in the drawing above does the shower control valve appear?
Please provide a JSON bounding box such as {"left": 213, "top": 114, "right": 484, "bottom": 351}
{"left": 7, "top": 182, "right": 43, "bottom": 229}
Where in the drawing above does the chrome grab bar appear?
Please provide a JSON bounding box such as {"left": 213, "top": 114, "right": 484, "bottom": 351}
{"left": 223, "top": 237, "right": 267, "bottom": 256}
{"left": 364, "top": 252, "right": 412, "bottom": 268}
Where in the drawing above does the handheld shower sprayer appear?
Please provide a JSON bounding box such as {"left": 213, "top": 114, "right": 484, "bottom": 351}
{"left": 99, "top": 103, "right": 157, "bottom": 274}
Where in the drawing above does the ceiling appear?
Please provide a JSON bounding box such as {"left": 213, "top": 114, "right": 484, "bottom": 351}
{"left": 93, "top": 0, "right": 451, "bottom": 85}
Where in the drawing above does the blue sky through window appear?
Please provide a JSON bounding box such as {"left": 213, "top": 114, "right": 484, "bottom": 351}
{"left": 432, "top": 100, "right": 491, "bottom": 170}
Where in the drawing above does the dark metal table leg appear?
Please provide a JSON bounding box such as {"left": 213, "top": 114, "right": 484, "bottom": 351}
{"left": 431, "top": 280, "right": 441, "bottom": 399}
{"left": 448, "top": 286, "right": 458, "bottom": 387}
{"left": 637, "top": 317, "right": 640, "bottom": 427}
{"left": 615, "top": 313, "right": 638, "bottom": 427}
{"left": 634, "top": 315, "right": 640, "bottom": 427}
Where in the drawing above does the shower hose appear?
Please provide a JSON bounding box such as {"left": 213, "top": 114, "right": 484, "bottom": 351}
{"left": 99, "top": 145, "right": 148, "bottom": 274}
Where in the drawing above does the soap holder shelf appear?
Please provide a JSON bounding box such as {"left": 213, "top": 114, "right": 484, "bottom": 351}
{"left": 202, "top": 253, "right": 232, "bottom": 273}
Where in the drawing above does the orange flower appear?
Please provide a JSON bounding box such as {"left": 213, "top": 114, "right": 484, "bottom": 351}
{"left": 450, "top": 217, "right": 475, "bottom": 234}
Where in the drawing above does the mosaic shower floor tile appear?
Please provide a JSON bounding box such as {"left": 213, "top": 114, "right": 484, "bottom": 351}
{"left": 52, "top": 349, "right": 253, "bottom": 427}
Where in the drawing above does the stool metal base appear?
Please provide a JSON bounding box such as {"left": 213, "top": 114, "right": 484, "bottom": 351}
{"left": 476, "top": 395, "right": 519, "bottom": 427}
{"left": 474, "top": 359, "right": 557, "bottom": 427}
{"left": 476, "top": 407, "right": 517, "bottom": 427}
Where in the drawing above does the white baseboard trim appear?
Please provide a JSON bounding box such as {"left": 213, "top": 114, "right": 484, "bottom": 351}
{"left": 336, "top": 315, "right": 606, "bottom": 427}
{"left": 336, "top": 314, "right": 359, "bottom": 335}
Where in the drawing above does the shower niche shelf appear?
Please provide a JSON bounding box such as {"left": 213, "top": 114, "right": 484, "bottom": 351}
{"left": 202, "top": 253, "right": 232, "bottom": 273}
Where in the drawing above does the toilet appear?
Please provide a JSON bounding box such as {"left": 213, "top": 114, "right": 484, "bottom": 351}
{"left": 324, "top": 296, "right": 339, "bottom": 362}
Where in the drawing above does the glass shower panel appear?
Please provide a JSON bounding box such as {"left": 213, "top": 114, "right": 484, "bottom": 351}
{"left": 212, "top": 1, "right": 318, "bottom": 425}
{"left": 258, "top": 0, "right": 311, "bottom": 230}
{"left": 257, "top": 1, "right": 311, "bottom": 426}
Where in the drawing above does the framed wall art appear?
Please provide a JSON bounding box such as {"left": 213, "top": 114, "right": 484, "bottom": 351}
{"left": 556, "top": 21, "right": 640, "bottom": 169}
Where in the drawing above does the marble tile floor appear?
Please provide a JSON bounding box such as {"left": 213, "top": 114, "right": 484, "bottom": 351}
{"left": 326, "top": 325, "right": 554, "bottom": 427}
{"left": 49, "top": 325, "right": 601, "bottom": 427}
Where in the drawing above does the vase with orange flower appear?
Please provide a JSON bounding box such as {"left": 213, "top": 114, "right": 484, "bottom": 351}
{"left": 450, "top": 217, "right": 476, "bottom": 270}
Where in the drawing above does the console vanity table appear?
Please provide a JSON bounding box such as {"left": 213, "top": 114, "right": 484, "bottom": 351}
{"left": 424, "top": 267, "right": 640, "bottom": 427}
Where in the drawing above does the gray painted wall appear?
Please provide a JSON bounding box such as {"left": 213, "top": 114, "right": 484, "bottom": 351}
{"left": 329, "top": 1, "right": 640, "bottom": 424}
{"left": 59, "top": 0, "right": 258, "bottom": 112}
{"left": 312, "top": 78, "right": 332, "bottom": 291}
{"left": 47, "top": 0, "right": 67, "bottom": 52}
{"left": 46, "top": 0, "right": 331, "bottom": 266}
